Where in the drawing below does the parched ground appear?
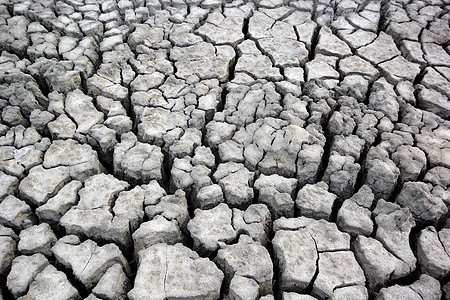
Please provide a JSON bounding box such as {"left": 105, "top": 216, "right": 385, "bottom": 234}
{"left": 0, "top": 0, "right": 449, "bottom": 299}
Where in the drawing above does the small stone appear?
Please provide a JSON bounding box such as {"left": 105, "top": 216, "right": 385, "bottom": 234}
{"left": 417, "top": 226, "right": 450, "bottom": 279}
{"left": 379, "top": 56, "right": 421, "bottom": 83}
{"left": 47, "top": 114, "right": 77, "bottom": 140}
{"left": 195, "top": 184, "right": 224, "bottom": 209}
{"left": 35, "top": 180, "right": 82, "bottom": 223}
{"left": 392, "top": 145, "right": 427, "bottom": 184}
{"left": 363, "top": 146, "right": 400, "bottom": 199}
{"left": 65, "top": 89, "right": 103, "bottom": 134}
{"left": 0, "top": 195, "right": 33, "bottom": 229}
{"left": 316, "top": 26, "right": 352, "bottom": 58}
{"left": 254, "top": 174, "right": 297, "bottom": 219}
{"left": 0, "top": 171, "right": 19, "bottom": 200}
{"left": 132, "top": 215, "right": 183, "bottom": 253}
{"left": 352, "top": 236, "right": 411, "bottom": 289}
{"left": 43, "top": 139, "right": 102, "bottom": 182}
{"left": 376, "top": 274, "right": 441, "bottom": 300}
{"left": 18, "top": 165, "right": 70, "bottom": 206}
{"left": 6, "top": 254, "right": 49, "bottom": 298}
{"left": 339, "top": 55, "right": 379, "bottom": 82}
{"left": 145, "top": 189, "right": 189, "bottom": 230}
{"left": 272, "top": 229, "right": 317, "bottom": 292}
{"left": 0, "top": 225, "right": 17, "bottom": 275}
{"left": 357, "top": 32, "right": 401, "bottom": 65}
{"left": 128, "top": 243, "right": 223, "bottom": 300}
{"left": 232, "top": 204, "right": 272, "bottom": 246}
{"left": 18, "top": 223, "right": 57, "bottom": 256}
{"left": 313, "top": 251, "right": 366, "bottom": 299}
{"left": 100, "top": 34, "right": 123, "bottom": 52}
{"left": 373, "top": 200, "right": 416, "bottom": 274}
{"left": 333, "top": 285, "right": 368, "bottom": 300}
{"left": 215, "top": 235, "right": 273, "bottom": 295}
{"left": 188, "top": 203, "right": 236, "bottom": 256}
{"left": 229, "top": 275, "right": 259, "bottom": 300}
{"left": 425, "top": 167, "right": 450, "bottom": 187}
{"left": 282, "top": 292, "right": 318, "bottom": 300}
{"left": 52, "top": 237, "right": 129, "bottom": 289}
{"left": 296, "top": 182, "right": 336, "bottom": 221}
{"left": 92, "top": 263, "right": 129, "bottom": 300}
{"left": 417, "top": 86, "right": 450, "bottom": 119}
{"left": 213, "top": 162, "right": 254, "bottom": 209}
{"left": 2, "top": 106, "right": 29, "bottom": 127}
{"left": 113, "top": 132, "right": 163, "bottom": 184}
{"left": 29, "top": 109, "right": 54, "bottom": 134}
{"left": 19, "top": 264, "right": 79, "bottom": 300}
{"left": 396, "top": 182, "right": 447, "bottom": 225}
{"left": 337, "top": 185, "right": 374, "bottom": 236}
{"left": 322, "top": 152, "right": 360, "bottom": 198}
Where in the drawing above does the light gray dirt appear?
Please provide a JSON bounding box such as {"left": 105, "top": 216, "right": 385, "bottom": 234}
{"left": 0, "top": 0, "right": 449, "bottom": 299}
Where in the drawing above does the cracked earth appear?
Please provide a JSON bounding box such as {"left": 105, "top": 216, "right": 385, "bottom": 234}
{"left": 0, "top": 0, "right": 449, "bottom": 299}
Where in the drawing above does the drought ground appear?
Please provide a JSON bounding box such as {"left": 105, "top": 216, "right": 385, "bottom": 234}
{"left": 0, "top": 0, "right": 449, "bottom": 299}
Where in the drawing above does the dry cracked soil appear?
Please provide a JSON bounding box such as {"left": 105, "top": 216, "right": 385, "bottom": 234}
{"left": 0, "top": 0, "right": 449, "bottom": 299}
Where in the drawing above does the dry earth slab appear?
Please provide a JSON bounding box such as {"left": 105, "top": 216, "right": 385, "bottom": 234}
{"left": 0, "top": 0, "right": 449, "bottom": 299}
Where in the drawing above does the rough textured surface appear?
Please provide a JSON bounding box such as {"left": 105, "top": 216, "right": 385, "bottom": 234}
{"left": 416, "top": 226, "right": 450, "bottom": 279}
{"left": 376, "top": 274, "right": 441, "bottom": 300}
{"left": 51, "top": 235, "right": 129, "bottom": 289}
{"left": 188, "top": 203, "right": 236, "bottom": 255}
{"left": 129, "top": 243, "right": 223, "bottom": 300}
{"left": 216, "top": 235, "right": 273, "bottom": 296}
{"left": 18, "top": 264, "right": 79, "bottom": 300}
{"left": 1, "top": 0, "right": 450, "bottom": 298}
{"left": 17, "top": 223, "right": 57, "bottom": 256}
{"left": 6, "top": 254, "right": 49, "bottom": 298}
